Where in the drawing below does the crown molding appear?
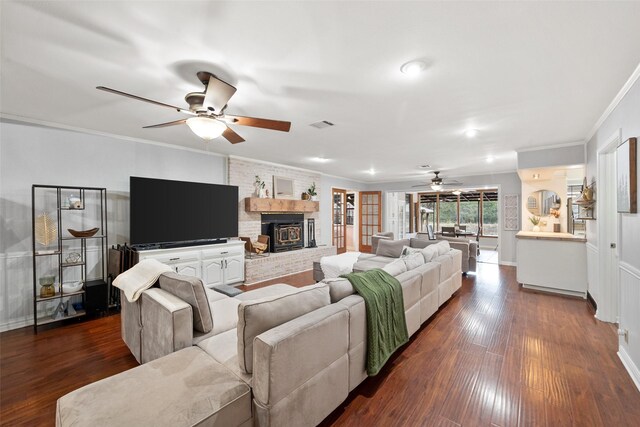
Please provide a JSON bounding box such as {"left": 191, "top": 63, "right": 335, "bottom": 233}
{"left": 0, "top": 113, "right": 227, "bottom": 158}
{"left": 585, "top": 60, "right": 640, "bottom": 142}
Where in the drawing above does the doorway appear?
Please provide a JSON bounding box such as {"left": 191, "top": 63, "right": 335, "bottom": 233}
{"left": 596, "top": 130, "right": 621, "bottom": 323}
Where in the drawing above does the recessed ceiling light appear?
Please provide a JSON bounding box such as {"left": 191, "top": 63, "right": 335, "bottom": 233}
{"left": 465, "top": 128, "right": 479, "bottom": 138}
{"left": 310, "top": 157, "right": 331, "bottom": 163}
{"left": 367, "top": 168, "right": 376, "bottom": 175}
{"left": 486, "top": 156, "right": 494, "bottom": 163}
{"left": 400, "top": 60, "right": 427, "bottom": 76}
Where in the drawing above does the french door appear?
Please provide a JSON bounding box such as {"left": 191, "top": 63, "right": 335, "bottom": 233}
{"left": 332, "top": 188, "right": 347, "bottom": 254}
{"left": 359, "top": 191, "right": 382, "bottom": 253}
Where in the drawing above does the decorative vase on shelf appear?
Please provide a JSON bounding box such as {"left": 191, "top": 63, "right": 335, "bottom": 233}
{"left": 533, "top": 225, "right": 540, "bottom": 232}
{"left": 311, "top": 195, "right": 318, "bottom": 201}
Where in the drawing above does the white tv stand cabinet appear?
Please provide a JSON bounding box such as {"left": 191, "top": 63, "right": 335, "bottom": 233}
{"left": 137, "top": 240, "right": 245, "bottom": 288}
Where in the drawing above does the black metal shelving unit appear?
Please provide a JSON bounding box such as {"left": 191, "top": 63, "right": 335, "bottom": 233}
{"left": 31, "top": 185, "right": 107, "bottom": 333}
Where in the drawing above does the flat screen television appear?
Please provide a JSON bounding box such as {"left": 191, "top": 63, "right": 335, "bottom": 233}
{"left": 130, "top": 176, "right": 238, "bottom": 246}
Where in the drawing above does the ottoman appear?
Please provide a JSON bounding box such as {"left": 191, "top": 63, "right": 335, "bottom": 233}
{"left": 56, "top": 347, "right": 251, "bottom": 427}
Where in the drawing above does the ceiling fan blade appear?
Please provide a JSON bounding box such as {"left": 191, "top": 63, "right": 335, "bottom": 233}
{"left": 142, "top": 119, "right": 188, "bottom": 129}
{"left": 96, "top": 86, "right": 195, "bottom": 115}
{"left": 202, "top": 74, "right": 237, "bottom": 112}
{"left": 222, "top": 126, "right": 245, "bottom": 144}
{"left": 411, "top": 184, "right": 429, "bottom": 188}
{"left": 225, "top": 115, "right": 291, "bottom": 132}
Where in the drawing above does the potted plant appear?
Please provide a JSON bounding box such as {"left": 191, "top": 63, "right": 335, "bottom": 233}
{"left": 307, "top": 182, "right": 317, "bottom": 201}
{"left": 529, "top": 215, "right": 541, "bottom": 232}
{"left": 254, "top": 175, "right": 266, "bottom": 198}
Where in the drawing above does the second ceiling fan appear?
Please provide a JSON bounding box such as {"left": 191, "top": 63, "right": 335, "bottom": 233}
{"left": 97, "top": 71, "right": 291, "bottom": 144}
{"left": 412, "top": 171, "right": 462, "bottom": 191}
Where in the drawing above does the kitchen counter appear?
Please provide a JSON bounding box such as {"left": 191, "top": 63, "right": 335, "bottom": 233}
{"left": 516, "top": 230, "right": 587, "bottom": 298}
{"left": 516, "top": 231, "right": 587, "bottom": 242}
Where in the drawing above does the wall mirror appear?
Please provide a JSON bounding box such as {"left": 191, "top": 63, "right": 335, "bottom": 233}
{"left": 526, "top": 190, "right": 561, "bottom": 216}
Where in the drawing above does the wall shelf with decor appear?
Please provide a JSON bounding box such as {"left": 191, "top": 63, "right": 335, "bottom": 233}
{"left": 31, "top": 185, "right": 108, "bottom": 333}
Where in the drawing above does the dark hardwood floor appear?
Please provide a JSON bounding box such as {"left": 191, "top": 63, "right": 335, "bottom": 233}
{"left": 2, "top": 263, "right": 639, "bottom": 426}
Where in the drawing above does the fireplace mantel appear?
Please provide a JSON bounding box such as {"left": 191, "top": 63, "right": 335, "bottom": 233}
{"left": 244, "top": 197, "right": 319, "bottom": 213}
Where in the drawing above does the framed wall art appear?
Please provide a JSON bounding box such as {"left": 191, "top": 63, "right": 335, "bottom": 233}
{"left": 616, "top": 137, "right": 637, "bottom": 213}
{"left": 273, "top": 176, "right": 294, "bottom": 199}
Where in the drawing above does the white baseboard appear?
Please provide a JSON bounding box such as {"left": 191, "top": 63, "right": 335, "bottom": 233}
{"left": 618, "top": 346, "right": 640, "bottom": 393}
{"left": 499, "top": 260, "right": 517, "bottom": 266}
{"left": 0, "top": 316, "right": 32, "bottom": 332}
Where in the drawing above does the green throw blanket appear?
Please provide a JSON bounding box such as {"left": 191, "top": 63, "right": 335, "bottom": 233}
{"left": 342, "top": 269, "right": 409, "bottom": 376}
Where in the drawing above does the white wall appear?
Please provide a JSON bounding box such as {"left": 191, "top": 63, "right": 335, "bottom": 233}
{"left": 0, "top": 120, "right": 227, "bottom": 330}
{"left": 585, "top": 71, "right": 640, "bottom": 387}
{"left": 517, "top": 144, "right": 585, "bottom": 169}
{"left": 368, "top": 172, "right": 521, "bottom": 265}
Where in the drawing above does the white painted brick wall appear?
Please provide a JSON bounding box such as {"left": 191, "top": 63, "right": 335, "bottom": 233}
{"left": 228, "top": 157, "right": 322, "bottom": 244}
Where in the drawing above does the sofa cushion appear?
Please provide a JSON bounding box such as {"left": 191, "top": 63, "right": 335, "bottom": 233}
{"left": 434, "top": 254, "right": 454, "bottom": 278}
{"left": 237, "top": 283, "right": 330, "bottom": 374}
{"left": 353, "top": 259, "right": 390, "bottom": 272}
{"left": 159, "top": 272, "right": 213, "bottom": 333}
{"left": 198, "top": 330, "right": 252, "bottom": 385}
{"left": 376, "top": 238, "right": 410, "bottom": 258}
{"left": 421, "top": 244, "right": 439, "bottom": 263}
{"left": 402, "top": 252, "right": 425, "bottom": 270}
{"left": 325, "top": 278, "right": 355, "bottom": 302}
{"left": 56, "top": 347, "right": 252, "bottom": 427}
{"left": 382, "top": 259, "right": 408, "bottom": 277}
{"left": 401, "top": 245, "right": 422, "bottom": 256}
{"left": 437, "top": 240, "right": 451, "bottom": 255}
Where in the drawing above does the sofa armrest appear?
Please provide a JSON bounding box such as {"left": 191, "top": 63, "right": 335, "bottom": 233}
{"left": 140, "top": 288, "right": 193, "bottom": 364}
{"left": 446, "top": 241, "right": 469, "bottom": 260}
{"left": 120, "top": 290, "right": 142, "bottom": 363}
{"left": 252, "top": 304, "right": 349, "bottom": 427}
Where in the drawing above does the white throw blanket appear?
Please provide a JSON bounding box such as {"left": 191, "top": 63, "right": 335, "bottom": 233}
{"left": 320, "top": 251, "right": 361, "bottom": 279}
{"left": 113, "top": 259, "right": 173, "bottom": 302}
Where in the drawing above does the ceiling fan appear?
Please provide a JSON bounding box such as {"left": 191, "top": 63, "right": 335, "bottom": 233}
{"left": 412, "top": 171, "right": 462, "bottom": 191}
{"left": 96, "top": 71, "right": 291, "bottom": 144}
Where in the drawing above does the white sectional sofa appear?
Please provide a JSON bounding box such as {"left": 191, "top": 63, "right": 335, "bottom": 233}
{"left": 57, "top": 240, "right": 462, "bottom": 427}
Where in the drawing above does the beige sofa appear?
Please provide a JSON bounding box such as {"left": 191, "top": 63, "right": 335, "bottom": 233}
{"left": 57, "top": 241, "right": 462, "bottom": 427}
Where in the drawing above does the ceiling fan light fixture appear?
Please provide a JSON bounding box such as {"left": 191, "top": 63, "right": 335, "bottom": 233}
{"left": 186, "top": 116, "right": 227, "bottom": 140}
{"left": 431, "top": 184, "right": 443, "bottom": 191}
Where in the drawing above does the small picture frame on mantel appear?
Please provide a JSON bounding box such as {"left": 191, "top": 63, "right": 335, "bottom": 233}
{"left": 616, "top": 137, "right": 637, "bottom": 213}
{"left": 273, "top": 176, "right": 294, "bottom": 199}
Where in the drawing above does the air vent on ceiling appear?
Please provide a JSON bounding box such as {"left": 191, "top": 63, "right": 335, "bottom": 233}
{"left": 309, "top": 120, "right": 335, "bottom": 129}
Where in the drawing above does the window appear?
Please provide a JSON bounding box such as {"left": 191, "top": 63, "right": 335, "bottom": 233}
{"left": 481, "top": 192, "right": 499, "bottom": 236}
{"left": 419, "top": 190, "right": 498, "bottom": 236}
{"left": 438, "top": 193, "right": 458, "bottom": 231}
{"left": 346, "top": 193, "right": 355, "bottom": 225}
